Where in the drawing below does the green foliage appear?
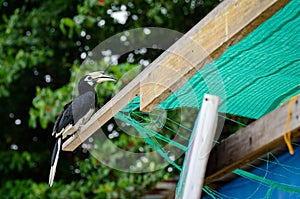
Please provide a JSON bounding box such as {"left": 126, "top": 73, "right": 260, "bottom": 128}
{"left": 29, "top": 85, "right": 73, "bottom": 129}
{"left": 0, "top": 0, "right": 72, "bottom": 97}
{"left": 74, "top": 156, "right": 170, "bottom": 199}
{"left": 0, "top": 151, "right": 38, "bottom": 175}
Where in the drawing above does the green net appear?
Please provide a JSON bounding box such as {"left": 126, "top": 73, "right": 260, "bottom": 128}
{"left": 115, "top": 0, "right": 300, "bottom": 156}
{"left": 119, "top": 0, "right": 300, "bottom": 119}
{"left": 114, "top": 0, "right": 300, "bottom": 197}
{"left": 160, "top": 0, "right": 300, "bottom": 118}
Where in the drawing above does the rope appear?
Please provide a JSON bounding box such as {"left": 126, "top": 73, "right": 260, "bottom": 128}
{"left": 283, "top": 95, "right": 298, "bottom": 155}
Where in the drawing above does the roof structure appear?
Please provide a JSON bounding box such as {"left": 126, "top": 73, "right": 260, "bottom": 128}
{"left": 62, "top": 0, "right": 290, "bottom": 151}
{"left": 61, "top": 0, "right": 300, "bottom": 196}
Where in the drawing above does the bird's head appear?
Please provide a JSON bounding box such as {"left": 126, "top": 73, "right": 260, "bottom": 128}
{"left": 78, "top": 71, "right": 116, "bottom": 95}
{"left": 83, "top": 71, "right": 116, "bottom": 87}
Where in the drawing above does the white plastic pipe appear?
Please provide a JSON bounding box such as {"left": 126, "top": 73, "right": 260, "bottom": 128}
{"left": 176, "top": 94, "right": 220, "bottom": 199}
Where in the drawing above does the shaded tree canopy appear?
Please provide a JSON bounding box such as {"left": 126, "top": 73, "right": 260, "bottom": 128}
{"left": 0, "top": 0, "right": 221, "bottom": 198}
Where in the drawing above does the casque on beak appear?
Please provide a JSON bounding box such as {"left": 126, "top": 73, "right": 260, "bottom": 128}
{"left": 88, "top": 71, "right": 116, "bottom": 83}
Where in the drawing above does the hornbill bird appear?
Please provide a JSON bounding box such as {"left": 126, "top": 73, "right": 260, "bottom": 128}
{"left": 49, "top": 71, "right": 116, "bottom": 187}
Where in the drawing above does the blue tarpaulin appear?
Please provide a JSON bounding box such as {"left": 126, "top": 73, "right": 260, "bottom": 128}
{"left": 203, "top": 146, "right": 300, "bottom": 198}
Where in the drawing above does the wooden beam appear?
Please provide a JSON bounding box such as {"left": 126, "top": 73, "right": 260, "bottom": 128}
{"left": 140, "top": 0, "right": 290, "bottom": 112}
{"left": 62, "top": 0, "right": 290, "bottom": 151}
{"left": 204, "top": 95, "right": 300, "bottom": 185}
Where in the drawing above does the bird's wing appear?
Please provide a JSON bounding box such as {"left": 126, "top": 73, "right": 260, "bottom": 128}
{"left": 71, "top": 91, "right": 96, "bottom": 123}
{"left": 52, "top": 91, "right": 96, "bottom": 137}
{"left": 52, "top": 104, "right": 74, "bottom": 136}
{"left": 52, "top": 101, "right": 73, "bottom": 133}
{"left": 63, "top": 101, "right": 72, "bottom": 109}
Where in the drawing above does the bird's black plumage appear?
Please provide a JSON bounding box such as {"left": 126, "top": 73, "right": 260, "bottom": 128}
{"left": 49, "top": 71, "right": 116, "bottom": 187}
{"left": 52, "top": 91, "right": 96, "bottom": 136}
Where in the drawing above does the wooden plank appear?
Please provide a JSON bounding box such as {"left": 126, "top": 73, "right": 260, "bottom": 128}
{"left": 63, "top": 0, "right": 289, "bottom": 151}
{"left": 204, "top": 95, "right": 300, "bottom": 185}
{"left": 176, "top": 94, "right": 220, "bottom": 199}
{"left": 140, "top": 0, "right": 290, "bottom": 112}
{"left": 141, "top": 180, "right": 177, "bottom": 199}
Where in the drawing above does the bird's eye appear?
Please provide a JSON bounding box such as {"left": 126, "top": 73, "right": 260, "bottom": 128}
{"left": 87, "top": 76, "right": 92, "bottom": 81}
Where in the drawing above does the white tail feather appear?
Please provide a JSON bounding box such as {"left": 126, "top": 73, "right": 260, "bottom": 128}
{"left": 49, "top": 137, "right": 61, "bottom": 187}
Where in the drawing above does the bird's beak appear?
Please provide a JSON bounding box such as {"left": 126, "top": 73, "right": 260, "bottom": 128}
{"left": 89, "top": 71, "right": 116, "bottom": 83}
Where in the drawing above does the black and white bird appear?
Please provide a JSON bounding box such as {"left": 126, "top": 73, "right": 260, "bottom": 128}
{"left": 49, "top": 71, "right": 116, "bottom": 187}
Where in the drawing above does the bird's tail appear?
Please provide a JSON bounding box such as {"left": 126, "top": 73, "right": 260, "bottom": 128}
{"left": 49, "top": 137, "right": 62, "bottom": 187}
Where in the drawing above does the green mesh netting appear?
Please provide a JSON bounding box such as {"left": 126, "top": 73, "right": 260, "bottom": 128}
{"left": 118, "top": 0, "right": 300, "bottom": 119}
{"left": 114, "top": 0, "right": 300, "bottom": 166}
{"left": 113, "top": 0, "right": 300, "bottom": 198}
{"left": 114, "top": 0, "right": 300, "bottom": 165}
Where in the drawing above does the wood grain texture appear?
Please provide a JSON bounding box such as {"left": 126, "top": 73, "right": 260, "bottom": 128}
{"left": 140, "top": 0, "right": 290, "bottom": 112}
{"left": 205, "top": 95, "right": 300, "bottom": 185}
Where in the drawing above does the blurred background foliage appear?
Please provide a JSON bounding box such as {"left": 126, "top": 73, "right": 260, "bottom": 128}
{"left": 0, "top": 0, "right": 224, "bottom": 198}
